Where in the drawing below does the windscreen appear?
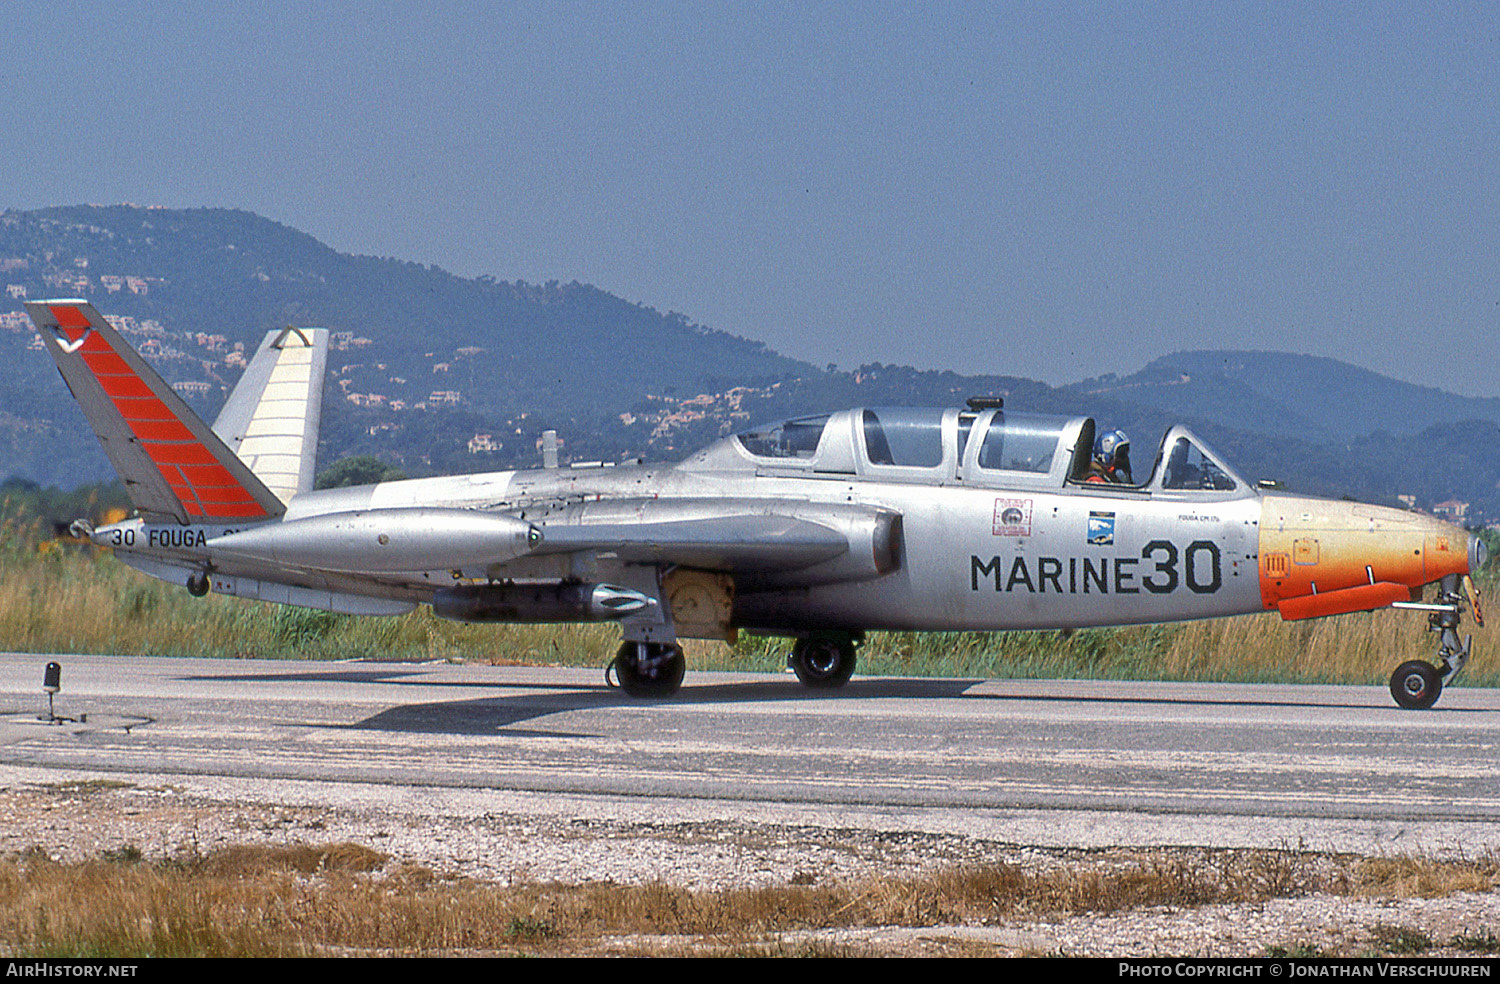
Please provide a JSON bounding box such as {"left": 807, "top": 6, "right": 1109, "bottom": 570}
{"left": 1161, "top": 437, "right": 1238, "bottom": 491}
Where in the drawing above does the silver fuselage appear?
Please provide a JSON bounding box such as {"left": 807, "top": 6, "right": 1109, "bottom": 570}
{"left": 94, "top": 407, "right": 1476, "bottom": 640}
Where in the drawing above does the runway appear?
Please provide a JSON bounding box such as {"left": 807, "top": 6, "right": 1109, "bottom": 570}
{"left": 2, "top": 652, "right": 1498, "bottom": 854}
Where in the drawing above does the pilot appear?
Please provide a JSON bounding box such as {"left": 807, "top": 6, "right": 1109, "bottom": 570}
{"left": 1087, "top": 429, "right": 1133, "bottom": 485}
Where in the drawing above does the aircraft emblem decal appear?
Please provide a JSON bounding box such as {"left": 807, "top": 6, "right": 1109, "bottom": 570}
{"left": 52, "top": 324, "right": 91, "bottom": 353}
{"left": 992, "top": 498, "right": 1031, "bottom": 537}
{"left": 1088, "top": 511, "right": 1115, "bottom": 546}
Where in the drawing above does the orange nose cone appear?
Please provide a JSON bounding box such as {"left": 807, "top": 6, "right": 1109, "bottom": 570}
{"left": 1259, "top": 496, "right": 1459, "bottom": 621}
{"left": 1425, "top": 523, "right": 1473, "bottom": 583}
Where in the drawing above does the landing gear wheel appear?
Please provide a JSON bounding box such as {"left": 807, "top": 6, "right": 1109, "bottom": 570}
{"left": 609, "top": 641, "right": 686, "bottom": 698}
{"left": 790, "top": 633, "right": 858, "bottom": 689}
{"left": 1390, "top": 660, "right": 1442, "bottom": 710}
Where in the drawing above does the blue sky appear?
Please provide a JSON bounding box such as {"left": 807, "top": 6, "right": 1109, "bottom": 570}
{"left": 4, "top": 2, "right": 1497, "bottom": 396}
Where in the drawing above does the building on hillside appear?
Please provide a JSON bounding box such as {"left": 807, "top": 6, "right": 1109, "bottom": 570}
{"left": 1432, "top": 500, "right": 1469, "bottom": 522}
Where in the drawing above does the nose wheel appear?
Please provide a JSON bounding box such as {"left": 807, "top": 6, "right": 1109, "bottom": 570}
{"left": 1388, "top": 574, "right": 1478, "bottom": 710}
{"left": 1389, "top": 660, "right": 1442, "bottom": 710}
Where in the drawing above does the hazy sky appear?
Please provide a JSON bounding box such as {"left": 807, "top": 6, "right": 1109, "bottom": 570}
{"left": 4, "top": 2, "right": 1498, "bottom": 396}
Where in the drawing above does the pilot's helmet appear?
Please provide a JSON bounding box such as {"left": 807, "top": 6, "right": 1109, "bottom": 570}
{"left": 1094, "top": 429, "right": 1130, "bottom": 467}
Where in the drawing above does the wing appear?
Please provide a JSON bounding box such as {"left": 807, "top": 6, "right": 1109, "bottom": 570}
{"left": 527, "top": 498, "right": 903, "bottom": 586}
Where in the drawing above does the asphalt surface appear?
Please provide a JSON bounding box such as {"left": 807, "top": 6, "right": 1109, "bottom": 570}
{"left": 2, "top": 652, "right": 1499, "bottom": 855}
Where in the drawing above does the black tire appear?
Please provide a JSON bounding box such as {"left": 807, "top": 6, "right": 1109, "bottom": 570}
{"left": 1390, "top": 660, "right": 1443, "bottom": 710}
{"left": 612, "top": 641, "right": 686, "bottom": 698}
{"left": 790, "top": 634, "right": 857, "bottom": 689}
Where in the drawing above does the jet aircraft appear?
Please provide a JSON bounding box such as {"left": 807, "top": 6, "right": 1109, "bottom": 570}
{"left": 25, "top": 300, "right": 1488, "bottom": 709}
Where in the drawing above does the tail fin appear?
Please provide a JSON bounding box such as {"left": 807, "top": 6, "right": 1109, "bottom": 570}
{"left": 26, "top": 299, "right": 285, "bottom": 525}
{"left": 212, "top": 326, "right": 328, "bottom": 505}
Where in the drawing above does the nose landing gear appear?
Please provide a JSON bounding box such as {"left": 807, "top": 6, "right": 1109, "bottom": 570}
{"left": 1388, "top": 574, "right": 1479, "bottom": 710}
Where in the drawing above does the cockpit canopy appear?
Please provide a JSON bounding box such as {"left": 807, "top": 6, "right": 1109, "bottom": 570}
{"left": 703, "top": 406, "right": 1249, "bottom": 497}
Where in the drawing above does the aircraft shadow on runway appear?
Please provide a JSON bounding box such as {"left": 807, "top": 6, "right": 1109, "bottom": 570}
{"left": 180, "top": 666, "right": 1440, "bottom": 736}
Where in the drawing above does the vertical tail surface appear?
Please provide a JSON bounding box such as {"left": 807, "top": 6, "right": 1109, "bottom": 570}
{"left": 25, "top": 299, "right": 285, "bottom": 525}
{"left": 213, "top": 326, "right": 328, "bottom": 505}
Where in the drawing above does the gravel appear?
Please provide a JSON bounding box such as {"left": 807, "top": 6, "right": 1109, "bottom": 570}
{"left": 3, "top": 767, "right": 1499, "bottom": 957}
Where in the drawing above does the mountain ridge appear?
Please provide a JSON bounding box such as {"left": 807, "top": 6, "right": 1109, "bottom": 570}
{"left": 0, "top": 205, "right": 1493, "bottom": 521}
{"left": 1072, "top": 349, "right": 1500, "bottom": 442}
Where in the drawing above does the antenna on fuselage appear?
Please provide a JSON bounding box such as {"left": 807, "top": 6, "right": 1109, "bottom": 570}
{"left": 965, "top": 396, "right": 1004, "bottom": 411}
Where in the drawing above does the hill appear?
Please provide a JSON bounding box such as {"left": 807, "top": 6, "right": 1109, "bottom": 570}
{"left": 0, "top": 205, "right": 1493, "bottom": 522}
{"left": 1071, "top": 351, "right": 1500, "bottom": 442}
{"left": 0, "top": 205, "right": 811, "bottom": 481}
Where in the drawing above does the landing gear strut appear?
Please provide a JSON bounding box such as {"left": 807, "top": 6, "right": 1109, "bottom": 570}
{"left": 789, "top": 631, "right": 860, "bottom": 689}
{"left": 607, "top": 640, "right": 686, "bottom": 698}
{"left": 1389, "top": 574, "right": 1481, "bottom": 710}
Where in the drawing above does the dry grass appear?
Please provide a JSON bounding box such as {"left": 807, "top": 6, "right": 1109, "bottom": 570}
{"left": 2, "top": 842, "right": 1494, "bottom": 957}
{"left": 1355, "top": 853, "right": 1500, "bottom": 898}
{"left": 851, "top": 600, "right": 1498, "bottom": 687}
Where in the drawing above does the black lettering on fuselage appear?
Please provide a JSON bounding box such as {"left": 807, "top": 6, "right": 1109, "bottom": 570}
{"left": 1185, "top": 540, "right": 1222, "bottom": 594}
{"left": 968, "top": 542, "right": 1224, "bottom": 597}
{"left": 971, "top": 555, "right": 1002, "bottom": 591}
{"left": 148, "top": 528, "right": 209, "bottom": 549}
{"left": 1005, "top": 557, "right": 1035, "bottom": 593}
{"left": 143, "top": 526, "right": 240, "bottom": 551}
{"left": 1141, "top": 540, "right": 1178, "bottom": 594}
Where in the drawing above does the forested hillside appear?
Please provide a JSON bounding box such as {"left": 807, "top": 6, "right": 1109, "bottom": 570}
{"left": 1, "top": 206, "right": 1493, "bottom": 523}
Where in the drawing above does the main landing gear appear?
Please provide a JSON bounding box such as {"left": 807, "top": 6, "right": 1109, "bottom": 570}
{"left": 1389, "top": 574, "right": 1483, "bottom": 710}
{"left": 788, "top": 631, "right": 861, "bottom": 689}
{"left": 604, "top": 630, "right": 865, "bottom": 697}
{"left": 606, "top": 640, "right": 686, "bottom": 698}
